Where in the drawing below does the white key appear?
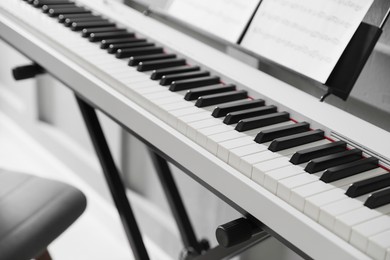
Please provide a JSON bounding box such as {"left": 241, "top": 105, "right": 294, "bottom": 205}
{"left": 276, "top": 173, "right": 318, "bottom": 202}
{"left": 215, "top": 136, "right": 254, "bottom": 161}
{"left": 186, "top": 118, "right": 222, "bottom": 140}
{"left": 170, "top": 106, "right": 203, "bottom": 118}
{"left": 135, "top": 85, "right": 166, "bottom": 95}
{"left": 145, "top": 91, "right": 178, "bottom": 101}
{"left": 350, "top": 214, "right": 390, "bottom": 252}
{"left": 262, "top": 165, "right": 305, "bottom": 192}
{"left": 239, "top": 151, "right": 280, "bottom": 177}
{"left": 176, "top": 112, "right": 210, "bottom": 132}
{"left": 169, "top": 107, "right": 206, "bottom": 128}
{"left": 161, "top": 101, "right": 193, "bottom": 111}
{"left": 195, "top": 124, "right": 234, "bottom": 148}
{"left": 229, "top": 143, "right": 268, "bottom": 169}
{"left": 319, "top": 197, "right": 365, "bottom": 230}
{"left": 304, "top": 188, "right": 347, "bottom": 220}
{"left": 252, "top": 157, "right": 292, "bottom": 180}
{"left": 290, "top": 181, "right": 332, "bottom": 211}
{"left": 367, "top": 229, "right": 390, "bottom": 260}
{"left": 212, "top": 133, "right": 248, "bottom": 159}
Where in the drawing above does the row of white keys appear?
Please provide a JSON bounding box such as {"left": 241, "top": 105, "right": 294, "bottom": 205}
{"left": 245, "top": 139, "right": 329, "bottom": 183}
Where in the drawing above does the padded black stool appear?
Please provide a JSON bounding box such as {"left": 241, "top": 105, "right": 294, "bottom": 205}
{"left": 0, "top": 169, "right": 87, "bottom": 260}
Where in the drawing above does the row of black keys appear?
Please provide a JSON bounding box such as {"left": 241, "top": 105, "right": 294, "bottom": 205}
{"left": 24, "top": 0, "right": 390, "bottom": 209}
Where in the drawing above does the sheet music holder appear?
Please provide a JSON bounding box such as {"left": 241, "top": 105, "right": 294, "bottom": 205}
{"left": 240, "top": 0, "right": 382, "bottom": 101}
{"left": 322, "top": 7, "right": 389, "bottom": 101}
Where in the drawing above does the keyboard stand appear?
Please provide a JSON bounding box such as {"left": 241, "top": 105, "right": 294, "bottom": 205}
{"left": 75, "top": 94, "right": 270, "bottom": 259}
{"left": 76, "top": 95, "right": 150, "bottom": 260}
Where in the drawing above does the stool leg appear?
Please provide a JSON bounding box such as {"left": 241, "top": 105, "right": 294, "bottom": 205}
{"left": 36, "top": 249, "right": 52, "bottom": 260}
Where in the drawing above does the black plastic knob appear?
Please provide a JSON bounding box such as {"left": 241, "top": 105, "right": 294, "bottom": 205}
{"left": 216, "top": 218, "right": 260, "bottom": 248}
{"left": 12, "top": 63, "right": 44, "bottom": 80}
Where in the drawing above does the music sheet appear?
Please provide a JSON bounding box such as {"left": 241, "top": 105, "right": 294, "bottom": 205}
{"left": 167, "top": 0, "right": 260, "bottom": 43}
{"left": 241, "top": 0, "right": 373, "bottom": 83}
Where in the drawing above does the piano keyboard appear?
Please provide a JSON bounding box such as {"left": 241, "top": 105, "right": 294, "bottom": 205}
{"left": 1, "top": 0, "right": 390, "bottom": 259}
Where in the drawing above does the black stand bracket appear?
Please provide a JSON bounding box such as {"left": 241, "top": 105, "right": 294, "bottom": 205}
{"left": 323, "top": 22, "right": 382, "bottom": 101}
{"left": 148, "top": 150, "right": 210, "bottom": 257}
{"left": 322, "top": 5, "right": 390, "bottom": 101}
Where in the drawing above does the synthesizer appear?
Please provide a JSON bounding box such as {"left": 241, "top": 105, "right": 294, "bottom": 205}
{"left": 0, "top": 0, "right": 390, "bottom": 259}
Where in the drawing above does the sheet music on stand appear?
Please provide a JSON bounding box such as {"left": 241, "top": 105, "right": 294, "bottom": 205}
{"left": 167, "top": 0, "right": 260, "bottom": 43}
{"left": 240, "top": 0, "right": 374, "bottom": 84}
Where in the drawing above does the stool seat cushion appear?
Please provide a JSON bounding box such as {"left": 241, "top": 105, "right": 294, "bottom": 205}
{"left": 0, "top": 169, "right": 87, "bottom": 260}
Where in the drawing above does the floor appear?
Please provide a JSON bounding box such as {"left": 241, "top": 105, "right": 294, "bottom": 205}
{"left": 0, "top": 112, "right": 171, "bottom": 260}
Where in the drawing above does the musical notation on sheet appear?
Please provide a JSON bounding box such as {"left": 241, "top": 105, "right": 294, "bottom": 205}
{"left": 241, "top": 0, "right": 373, "bottom": 83}
{"left": 167, "top": 0, "right": 260, "bottom": 43}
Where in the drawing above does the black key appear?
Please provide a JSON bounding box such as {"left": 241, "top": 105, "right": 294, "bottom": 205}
{"left": 58, "top": 13, "right": 97, "bottom": 23}
{"left": 212, "top": 99, "right": 265, "bottom": 118}
{"left": 83, "top": 27, "right": 124, "bottom": 37}
{"left": 346, "top": 173, "right": 390, "bottom": 198}
{"left": 365, "top": 187, "right": 390, "bottom": 209}
{"left": 107, "top": 42, "right": 154, "bottom": 54}
{"left": 254, "top": 121, "right": 310, "bottom": 144}
{"left": 89, "top": 31, "right": 135, "bottom": 42}
{"left": 321, "top": 157, "right": 379, "bottom": 183}
{"left": 48, "top": 7, "right": 91, "bottom": 17}
{"left": 195, "top": 90, "right": 248, "bottom": 108}
{"left": 150, "top": 66, "right": 200, "bottom": 80}
{"left": 169, "top": 76, "right": 220, "bottom": 92}
{"left": 115, "top": 46, "right": 164, "bottom": 58}
{"left": 268, "top": 129, "right": 325, "bottom": 152}
{"left": 138, "top": 59, "right": 187, "bottom": 72}
{"left": 305, "top": 149, "right": 362, "bottom": 174}
{"left": 42, "top": 4, "right": 75, "bottom": 12}
{"left": 129, "top": 53, "right": 176, "bottom": 66}
{"left": 71, "top": 21, "right": 116, "bottom": 31}
{"left": 290, "top": 141, "right": 347, "bottom": 165}
{"left": 184, "top": 84, "right": 236, "bottom": 101}
{"left": 160, "top": 71, "right": 210, "bottom": 86}
{"left": 101, "top": 38, "right": 145, "bottom": 49}
{"left": 64, "top": 16, "right": 106, "bottom": 27}
{"left": 235, "top": 112, "right": 290, "bottom": 132}
{"left": 224, "top": 105, "right": 277, "bottom": 125}
{"left": 34, "top": 0, "right": 70, "bottom": 7}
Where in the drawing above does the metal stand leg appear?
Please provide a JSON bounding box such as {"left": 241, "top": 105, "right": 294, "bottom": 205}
{"left": 148, "top": 150, "right": 269, "bottom": 260}
{"left": 76, "top": 95, "right": 149, "bottom": 260}
{"left": 148, "top": 150, "right": 208, "bottom": 258}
